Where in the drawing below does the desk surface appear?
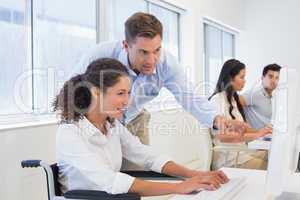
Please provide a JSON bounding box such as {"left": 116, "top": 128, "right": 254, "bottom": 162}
{"left": 167, "top": 168, "right": 267, "bottom": 200}
{"left": 248, "top": 139, "right": 271, "bottom": 150}
{"left": 222, "top": 168, "right": 267, "bottom": 200}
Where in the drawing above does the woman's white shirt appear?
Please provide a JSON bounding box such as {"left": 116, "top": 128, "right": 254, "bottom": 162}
{"left": 210, "top": 91, "right": 252, "bottom": 169}
{"left": 56, "top": 117, "right": 171, "bottom": 194}
{"left": 210, "top": 91, "right": 244, "bottom": 121}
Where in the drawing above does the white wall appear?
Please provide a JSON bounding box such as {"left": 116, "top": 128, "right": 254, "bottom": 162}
{"left": 0, "top": 124, "right": 57, "bottom": 200}
{"left": 237, "top": 0, "right": 300, "bottom": 90}
{"left": 175, "top": 0, "right": 244, "bottom": 87}
{"left": 0, "top": 1, "right": 244, "bottom": 200}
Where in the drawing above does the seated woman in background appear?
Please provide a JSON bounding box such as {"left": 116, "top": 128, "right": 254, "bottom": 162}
{"left": 53, "top": 58, "right": 229, "bottom": 196}
{"left": 209, "top": 59, "right": 272, "bottom": 170}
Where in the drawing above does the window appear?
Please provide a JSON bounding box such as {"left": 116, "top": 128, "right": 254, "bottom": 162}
{"left": 0, "top": 0, "right": 183, "bottom": 121}
{"left": 0, "top": 0, "right": 97, "bottom": 117}
{"left": 32, "top": 0, "right": 97, "bottom": 113}
{"left": 107, "top": 0, "right": 181, "bottom": 59}
{"left": 203, "top": 21, "right": 236, "bottom": 95}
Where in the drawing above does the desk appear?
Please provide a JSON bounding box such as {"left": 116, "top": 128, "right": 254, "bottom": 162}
{"left": 222, "top": 168, "right": 266, "bottom": 200}
{"left": 248, "top": 139, "right": 271, "bottom": 150}
{"left": 168, "top": 168, "right": 267, "bottom": 200}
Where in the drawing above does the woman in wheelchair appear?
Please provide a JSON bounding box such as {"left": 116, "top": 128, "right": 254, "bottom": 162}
{"left": 53, "top": 58, "right": 228, "bottom": 196}
{"left": 209, "top": 59, "right": 272, "bottom": 170}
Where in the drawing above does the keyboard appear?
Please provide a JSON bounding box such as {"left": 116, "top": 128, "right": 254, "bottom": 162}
{"left": 261, "top": 134, "right": 272, "bottom": 141}
{"left": 170, "top": 177, "right": 246, "bottom": 200}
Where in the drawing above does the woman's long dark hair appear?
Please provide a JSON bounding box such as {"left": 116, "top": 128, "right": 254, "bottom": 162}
{"left": 53, "top": 58, "right": 129, "bottom": 123}
{"left": 209, "top": 59, "right": 246, "bottom": 121}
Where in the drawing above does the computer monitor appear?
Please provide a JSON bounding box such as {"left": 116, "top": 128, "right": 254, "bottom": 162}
{"left": 265, "top": 68, "right": 300, "bottom": 199}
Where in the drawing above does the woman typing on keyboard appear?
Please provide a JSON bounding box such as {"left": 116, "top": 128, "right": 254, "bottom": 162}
{"left": 209, "top": 59, "right": 272, "bottom": 170}
{"left": 53, "top": 58, "right": 229, "bottom": 197}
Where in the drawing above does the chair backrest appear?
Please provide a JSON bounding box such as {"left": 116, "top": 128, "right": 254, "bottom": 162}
{"left": 50, "top": 163, "right": 62, "bottom": 196}
{"left": 149, "top": 108, "right": 213, "bottom": 170}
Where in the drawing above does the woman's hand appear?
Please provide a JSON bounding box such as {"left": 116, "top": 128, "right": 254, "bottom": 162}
{"left": 186, "top": 169, "right": 229, "bottom": 183}
{"left": 214, "top": 116, "right": 250, "bottom": 135}
{"left": 196, "top": 170, "right": 229, "bottom": 184}
{"left": 258, "top": 124, "right": 273, "bottom": 137}
{"left": 174, "top": 173, "right": 227, "bottom": 194}
{"left": 243, "top": 124, "right": 273, "bottom": 141}
{"left": 217, "top": 130, "right": 245, "bottom": 143}
{"left": 129, "top": 166, "right": 229, "bottom": 196}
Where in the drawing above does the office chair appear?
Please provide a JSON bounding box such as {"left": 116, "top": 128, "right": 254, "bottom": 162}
{"left": 213, "top": 143, "right": 257, "bottom": 168}
{"left": 21, "top": 160, "right": 180, "bottom": 200}
{"left": 209, "top": 130, "right": 257, "bottom": 168}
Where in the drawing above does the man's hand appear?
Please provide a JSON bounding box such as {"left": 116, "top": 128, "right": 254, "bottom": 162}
{"left": 213, "top": 115, "right": 249, "bottom": 135}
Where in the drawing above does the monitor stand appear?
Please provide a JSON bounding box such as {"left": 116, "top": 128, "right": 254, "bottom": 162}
{"left": 276, "top": 192, "right": 300, "bottom": 200}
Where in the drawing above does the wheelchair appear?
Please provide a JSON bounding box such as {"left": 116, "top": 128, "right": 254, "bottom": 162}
{"left": 21, "top": 160, "right": 181, "bottom": 200}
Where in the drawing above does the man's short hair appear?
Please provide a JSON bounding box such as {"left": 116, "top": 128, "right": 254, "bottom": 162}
{"left": 262, "top": 64, "right": 282, "bottom": 76}
{"left": 125, "top": 12, "right": 163, "bottom": 44}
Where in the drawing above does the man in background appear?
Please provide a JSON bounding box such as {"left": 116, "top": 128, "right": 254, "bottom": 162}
{"left": 240, "top": 64, "right": 282, "bottom": 129}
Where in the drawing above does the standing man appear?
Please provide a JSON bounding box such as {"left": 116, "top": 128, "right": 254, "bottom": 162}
{"left": 240, "top": 64, "right": 282, "bottom": 130}
{"left": 76, "top": 12, "right": 246, "bottom": 169}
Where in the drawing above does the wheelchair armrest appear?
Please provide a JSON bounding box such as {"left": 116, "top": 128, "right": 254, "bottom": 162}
{"left": 64, "top": 190, "right": 140, "bottom": 200}
{"left": 121, "top": 170, "right": 183, "bottom": 181}
{"left": 21, "top": 160, "right": 42, "bottom": 168}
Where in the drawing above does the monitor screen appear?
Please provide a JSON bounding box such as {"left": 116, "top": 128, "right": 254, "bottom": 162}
{"left": 265, "top": 68, "right": 300, "bottom": 198}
